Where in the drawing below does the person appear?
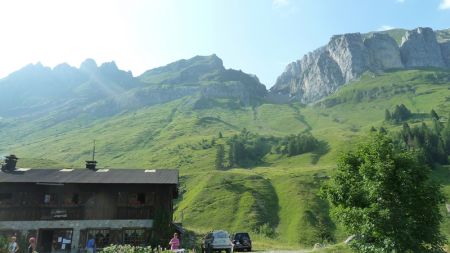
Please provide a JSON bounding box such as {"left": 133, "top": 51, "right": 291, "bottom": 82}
{"left": 28, "top": 237, "right": 37, "bottom": 253}
{"left": 86, "top": 235, "right": 96, "bottom": 253}
{"left": 8, "top": 236, "right": 19, "bottom": 253}
{"left": 169, "top": 233, "right": 180, "bottom": 251}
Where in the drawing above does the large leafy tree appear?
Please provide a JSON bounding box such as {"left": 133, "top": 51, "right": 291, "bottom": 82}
{"left": 322, "top": 133, "right": 446, "bottom": 252}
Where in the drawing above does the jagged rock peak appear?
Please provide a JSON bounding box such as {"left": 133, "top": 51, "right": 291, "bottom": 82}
{"left": 400, "top": 27, "right": 446, "bottom": 68}
{"left": 172, "top": 54, "right": 225, "bottom": 71}
{"left": 327, "top": 33, "right": 369, "bottom": 83}
{"left": 80, "top": 58, "right": 98, "bottom": 72}
{"left": 99, "top": 61, "right": 119, "bottom": 72}
{"left": 138, "top": 54, "right": 226, "bottom": 84}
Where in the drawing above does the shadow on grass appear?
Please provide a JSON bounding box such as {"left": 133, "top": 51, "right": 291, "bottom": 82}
{"left": 311, "top": 141, "right": 330, "bottom": 165}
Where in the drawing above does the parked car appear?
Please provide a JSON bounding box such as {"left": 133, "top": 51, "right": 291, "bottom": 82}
{"left": 201, "top": 230, "right": 233, "bottom": 253}
{"left": 231, "top": 232, "right": 252, "bottom": 252}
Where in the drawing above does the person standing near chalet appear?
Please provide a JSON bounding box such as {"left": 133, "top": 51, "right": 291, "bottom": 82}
{"left": 169, "top": 233, "right": 180, "bottom": 251}
{"left": 8, "top": 236, "right": 19, "bottom": 253}
{"left": 86, "top": 235, "right": 96, "bottom": 253}
{"left": 27, "top": 237, "right": 37, "bottom": 253}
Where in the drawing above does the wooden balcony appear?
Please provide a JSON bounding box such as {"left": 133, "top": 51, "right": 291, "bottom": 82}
{"left": 0, "top": 205, "right": 154, "bottom": 221}
{"left": 0, "top": 206, "right": 82, "bottom": 221}
{"left": 117, "top": 205, "right": 154, "bottom": 219}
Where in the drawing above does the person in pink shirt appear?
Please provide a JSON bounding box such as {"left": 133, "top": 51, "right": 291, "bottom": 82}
{"left": 169, "top": 233, "right": 180, "bottom": 250}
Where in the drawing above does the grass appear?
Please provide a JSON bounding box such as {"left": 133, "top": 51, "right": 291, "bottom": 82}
{"left": 1, "top": 69, "right": 450, "bottom": 250}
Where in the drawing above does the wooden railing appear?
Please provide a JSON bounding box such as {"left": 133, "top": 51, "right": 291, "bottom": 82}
{"left": 0, "top": 205, "right": 154, "bottom": 221}
{"left": 0, "top": 206, "right": 83, "bottom": 221}
{"left": 117, "top": 205, "right": 154, "bottom": 219}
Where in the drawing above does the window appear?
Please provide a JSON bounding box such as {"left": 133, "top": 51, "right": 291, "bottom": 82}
{"left": 63, "top": 193, "right": 79, "bottom": 205}
{"left": 43, "top": 193, "right": 59, "bottom": 205}
{"left": 118, "top": 192, "right": 154, "bottom": 206}
{"left": 123, "top": 229, "right": 147, "bottom": 246}
{"left": 0, "top": 193, "right": 12, "bottom": 204}
{"left": 87, "top": 229, "right": 110, "bottom": 249}
{"left": 137, "top": 193, "right": 146, "bottom": 205}
{"left": 128, "top": 193, "right": 146, "bottom": 206}
{"left": 72, "top": 194, "right": 79, "bottom": 204}
{"left": 44, "top": 194, "right": 51, "bottom": 204}
{"left": 118, "top": 192, "right": 127, "bottom": 205}
{"left": 0, "top": 193, "right": 12, "bottom": 201}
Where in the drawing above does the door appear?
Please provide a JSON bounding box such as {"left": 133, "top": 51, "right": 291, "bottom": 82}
{"left": 39, "top": 229, "right": 54, "bottom": 253}
{"left": 38, "top": 229, "right": 73, "bottom": 253}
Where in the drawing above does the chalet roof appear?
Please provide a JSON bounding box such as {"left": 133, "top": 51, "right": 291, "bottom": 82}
{"left": 0, "top": 168, "right": 178, "bottom": 184}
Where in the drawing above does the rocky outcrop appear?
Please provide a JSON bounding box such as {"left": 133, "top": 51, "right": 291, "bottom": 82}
{"left": 327, "top": 33, "right": 370, "bottom": 83}
{"left": 440, "top": 41, "right": 450, "bottom": 66}
{"left": 400, "top": 27, "right": 445, "bottom": 68}
{"left": 299, "top": 48, "right": 344, "bottom": 102}
{"left": 364, "top": 33, "right": 403, "bottom": 71}
{"left": 272, "top": 27, "right": 449, "bottom": 103}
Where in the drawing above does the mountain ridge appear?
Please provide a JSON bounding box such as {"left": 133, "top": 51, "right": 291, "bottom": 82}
{"left": 0, "top": 54, "right": 266, "bottom": 119}
{"left": 271, "top": 27, "right": 450, "bottom": 103}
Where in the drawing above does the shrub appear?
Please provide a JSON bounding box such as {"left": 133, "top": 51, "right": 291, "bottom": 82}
{"left": 102, "top": 245, "right": 174, "bottom": 253}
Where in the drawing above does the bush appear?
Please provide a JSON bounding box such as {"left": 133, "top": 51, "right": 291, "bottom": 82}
{"left": 0, "top": 236, "right": 8, "bottom": 253}
{"left": 102, "top": 245, "right": 174, "bottom": 253}
{"left": 256, "top": 223, "right": 276, "bottom": 238}
{"left": 322, "top": 133, "right": 446, "bottom": 252}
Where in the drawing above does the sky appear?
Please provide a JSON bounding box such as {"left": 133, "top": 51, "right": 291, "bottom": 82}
{"left": 0, "top": 0, "right": 449, "bottom": 88}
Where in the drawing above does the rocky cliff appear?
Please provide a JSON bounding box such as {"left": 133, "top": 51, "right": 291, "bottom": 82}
{"left": 271, "top": 27, "right": 450, "bottom": 103}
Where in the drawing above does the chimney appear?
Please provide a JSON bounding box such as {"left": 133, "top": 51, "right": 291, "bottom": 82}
{"left": 1, "top": 155, "right": 18, "bottom": 172}
{"left": 85, "top": 140, "right": 97, "bottom": 170}
{"left": 85, "top": 160, "right": 97, "bottom": 171}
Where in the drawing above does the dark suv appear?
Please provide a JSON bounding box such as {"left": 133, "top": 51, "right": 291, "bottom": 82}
{"left": 232, "top": 232, "right": 252, "bottom": 252}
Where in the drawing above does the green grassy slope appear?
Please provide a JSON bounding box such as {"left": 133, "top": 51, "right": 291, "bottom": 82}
{"left": 1, "top": 69, "right": 450, "bottom": 249}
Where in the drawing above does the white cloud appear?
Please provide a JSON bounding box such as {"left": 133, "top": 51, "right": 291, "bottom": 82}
{"left": 272, "top": 0, "right": 289, "bottom": 7}
{"left": 378, "top": 25, "right": 396, "bottom": 31}
{"left": 440, "top": 0, "right": 450, "bottom": 9}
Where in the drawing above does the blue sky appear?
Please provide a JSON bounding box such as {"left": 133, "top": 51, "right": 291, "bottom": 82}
{"left": 0, "top": 0, "right": 449, "bottom": 88}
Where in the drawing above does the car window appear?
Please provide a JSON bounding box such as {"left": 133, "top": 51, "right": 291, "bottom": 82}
{"left": 235, "top": 233, "right": 250, "bottom": 240}
{"left": 214, "top": 231, "right": 229, "bottom": 238}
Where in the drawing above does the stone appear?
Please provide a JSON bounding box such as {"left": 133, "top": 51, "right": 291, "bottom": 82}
{"left": 344, "top": 235, "right": 356, "bottom": 244}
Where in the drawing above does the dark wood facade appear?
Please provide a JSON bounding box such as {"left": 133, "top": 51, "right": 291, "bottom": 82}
{"left": 0, "top": 183, "right": 175, "bottom": 221}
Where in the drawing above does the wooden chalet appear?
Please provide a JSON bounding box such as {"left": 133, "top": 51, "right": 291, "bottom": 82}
{"left": 0, "top": 155, "right": 179, "bottom": 253}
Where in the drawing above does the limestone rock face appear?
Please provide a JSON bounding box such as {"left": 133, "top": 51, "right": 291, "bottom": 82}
{"left": 299, "top": 48, "right": 344, "bottom": 103}
{"left": 271, "top": 27, "right": 449, "bottom": 104}
{"left": 440, "top": 41, "right": 450, "bottom": 67}
{"left": 364, "top": 33, "right": 403, "bottom": 71}
{"left": 400, "top": 27, "right": 445, "bottom": 68}
{"left": 272, "top": 61, "right": 302, "bottom": 95}
{"left": 327, "top": 33, "right": 369, "bottom": 83}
